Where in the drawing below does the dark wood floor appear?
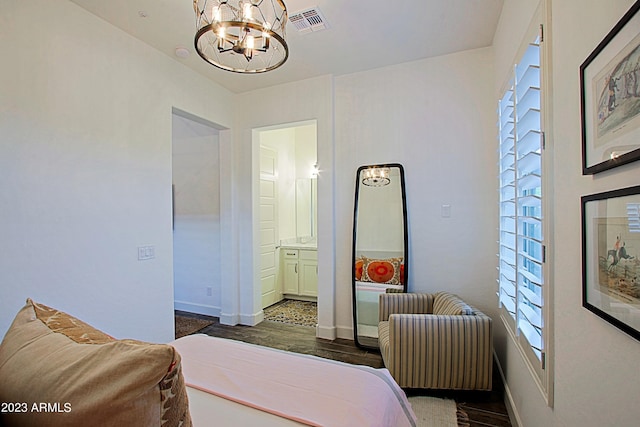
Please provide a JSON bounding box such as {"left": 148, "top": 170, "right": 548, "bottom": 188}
{"left": 176, "top": 311, "right": 512, "bottom": 427}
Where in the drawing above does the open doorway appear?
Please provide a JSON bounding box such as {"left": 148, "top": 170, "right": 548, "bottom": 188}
{"left": 253, "top": 121, "right": 318, "bottom": 320}
{"left": 171, "top": 110, "right": 221, "bottom": 316}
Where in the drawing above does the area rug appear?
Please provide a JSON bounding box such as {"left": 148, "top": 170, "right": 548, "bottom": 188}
{"left": 175, "top": 315, "right": 214, "bottom": 339}
{"left": 408, "top": 396, "right": 460, "bottom": 427}
{"left": 264, "top": 299, "right": 317, "bottom": 327}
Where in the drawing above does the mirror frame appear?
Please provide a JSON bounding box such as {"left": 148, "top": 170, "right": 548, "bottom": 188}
{"left": 351, "top": 163, "right": 408, "bottom": 349}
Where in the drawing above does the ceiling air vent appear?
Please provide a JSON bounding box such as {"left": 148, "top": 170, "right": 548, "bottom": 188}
{"left": 289, "top": 6, "right": 328, "bottom": 34}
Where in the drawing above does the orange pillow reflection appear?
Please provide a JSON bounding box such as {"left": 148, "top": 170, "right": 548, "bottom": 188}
{"left": 366, "top": 261, "right": 395, "bottom": 283}
{"left": 355, "top": 259, "right": 364, "bottom": 281}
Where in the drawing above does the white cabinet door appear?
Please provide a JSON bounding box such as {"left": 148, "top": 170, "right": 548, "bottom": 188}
{"left": 299, "top": 250, "right": 318, "bottom": 297}
{"left": 283, "top": 260, "right": 299, "bottom": 294}
{"left": 299, "top": 262, "right": 317, "bottom": 296}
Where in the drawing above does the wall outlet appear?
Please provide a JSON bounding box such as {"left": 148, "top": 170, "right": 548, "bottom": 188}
{"left": 138, "top": 246, "right": 155, "bottom": 261}
{"left": 206, "top": 287, "right": 213, "bottom": 296}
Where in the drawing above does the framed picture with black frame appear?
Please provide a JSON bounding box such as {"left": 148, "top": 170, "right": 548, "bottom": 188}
{"left": 580, "top": 0, "right": 640, "bottom": 174}
{"left": 582, "top": 185, "right": 640, "bottom": 341}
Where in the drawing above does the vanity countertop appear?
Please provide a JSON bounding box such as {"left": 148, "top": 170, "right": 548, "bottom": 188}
{"left": 279, "top": 243, "right": 317, "bottom": 250}
{"left": 279, "top": 237, "right": 317, "bottom": 250}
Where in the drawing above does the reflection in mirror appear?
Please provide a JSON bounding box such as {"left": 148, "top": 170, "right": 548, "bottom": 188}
{"left": 352, "top": 164, "right": 408, "bottom": 349}
{"left": 296, "top": 178, "right": 317, "bottom": 238}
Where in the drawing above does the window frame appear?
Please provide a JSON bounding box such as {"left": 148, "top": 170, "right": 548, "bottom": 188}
{"left": 496, "top": 5, "right": 554, "bottom": 406}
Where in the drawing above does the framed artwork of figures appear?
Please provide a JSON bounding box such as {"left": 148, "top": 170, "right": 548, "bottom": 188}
{"left": 581, "top": 0, "right": 640, "bottom": 174}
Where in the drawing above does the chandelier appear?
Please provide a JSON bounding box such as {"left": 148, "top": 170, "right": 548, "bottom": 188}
{"left": 193, "top": 0, "right": 289, "bottom": 73}
{"left": 361, "top": 168, "right": 390, "bottom": 187}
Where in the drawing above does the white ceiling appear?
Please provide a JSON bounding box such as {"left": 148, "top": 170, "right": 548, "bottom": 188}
{"left": 69, "top": 0, "right": 504, "bottom": 94}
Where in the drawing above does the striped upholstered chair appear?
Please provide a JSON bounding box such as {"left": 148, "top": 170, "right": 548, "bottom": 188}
{"left": 378, "top": 292, "right": 493, "bottom": 390}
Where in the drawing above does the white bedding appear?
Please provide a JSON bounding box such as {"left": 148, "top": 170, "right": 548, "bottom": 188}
{"left": 171, "top": 334, "right": 416, "bottom": 427}
{"left": 187, "top": 386, "right": 304, "bottom": 426}
{"left": 356, "top": 281, "right": 404, "bottom": 292}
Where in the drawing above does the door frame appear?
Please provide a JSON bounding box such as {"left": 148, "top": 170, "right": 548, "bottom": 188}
{"left": 251, "top": 120, "right": 318, "bottom": 322}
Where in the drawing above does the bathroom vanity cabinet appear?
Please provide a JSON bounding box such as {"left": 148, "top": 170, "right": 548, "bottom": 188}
{"left": 282, "top": 248, "right": 317, "bottom": 299}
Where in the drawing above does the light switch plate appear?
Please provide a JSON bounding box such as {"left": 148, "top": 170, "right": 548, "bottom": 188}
{"left": 138, "top": 246, "right": 155, "bottom": 260}
{"left": 441, "top": 204, "right": 451, "bottom": 218}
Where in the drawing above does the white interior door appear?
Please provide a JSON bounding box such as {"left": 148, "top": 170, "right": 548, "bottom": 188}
{"left": 260, "top": 146, "right": 279, "bottom": 308}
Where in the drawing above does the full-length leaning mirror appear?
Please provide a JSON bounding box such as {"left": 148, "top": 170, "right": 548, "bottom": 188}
{"left": 352, "top": 163, "right": 408, "bottom": 349}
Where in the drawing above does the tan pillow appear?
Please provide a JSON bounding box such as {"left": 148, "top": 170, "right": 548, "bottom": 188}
{"left": 433, "top": 292, "right": 473, "bottom": 315}
{"left": 0, "top": 299, "right": 191, "bottom": 427}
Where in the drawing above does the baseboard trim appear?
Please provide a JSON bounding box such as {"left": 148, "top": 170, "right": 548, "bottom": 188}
{"left": 174, "top": 300, "right": 220, "bottom": 317}
{"left": 239, "top": 310, "right": 264, "bottom": 326}
{"left": 316, "top": 324, "right": 337, "bottom": 340}
{"left": 335, "top": 325, "right": 353, "bottom": 340}
{"left": 219, "top": 313, "right": 239, "bottom": 326}
{"left": 494, "top": 351, "right": 522, "bottom": 427}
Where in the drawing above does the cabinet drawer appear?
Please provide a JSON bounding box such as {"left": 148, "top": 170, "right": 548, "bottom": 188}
{"left": 299, "top": 250, "right": 317, "bottom": 261}
{"left": 282, "top": 249, "right": 299, "bottom": 259}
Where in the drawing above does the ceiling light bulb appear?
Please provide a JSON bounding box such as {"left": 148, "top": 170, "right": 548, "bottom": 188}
{"left": 217, "top": 27, "right": 226, "bottom": 49}
{"left": 246, "top": 35, "right": 255, "bottom": 49}
{"left": 211, "top": 5, "right": 221, "bottom": 22}
{"left": 243, "top": 3, "right": 252, "bottom": 20}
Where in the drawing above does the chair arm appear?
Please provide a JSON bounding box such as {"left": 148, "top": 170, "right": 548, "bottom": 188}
{"left": 386, "top": 312, "right": 493, "bottom": 390}
{"left": 378, "top": 293, "right": 434, "bottom": 322}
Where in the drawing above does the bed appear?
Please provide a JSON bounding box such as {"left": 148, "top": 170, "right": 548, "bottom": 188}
{"left": 0, "top": 299, "right": 417, "bottom": 427}
{"left": 174, "top": 334, "right": 416, "bottom": 427}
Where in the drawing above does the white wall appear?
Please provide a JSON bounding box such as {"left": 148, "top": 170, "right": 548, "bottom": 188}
{"left": 172, "top": 114, "right": 221, "bottom": 316}
{"left": 0, "top": 0, "right": 234, "bottom": 342}
{"left": 334, "top": 48, "right": 498, "bottom": 338}
{"left": 550, "top": 0, "right": 640, "bottom": 426}
{"left": 494, "top": 1, "right": 640, "bottom": 426}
